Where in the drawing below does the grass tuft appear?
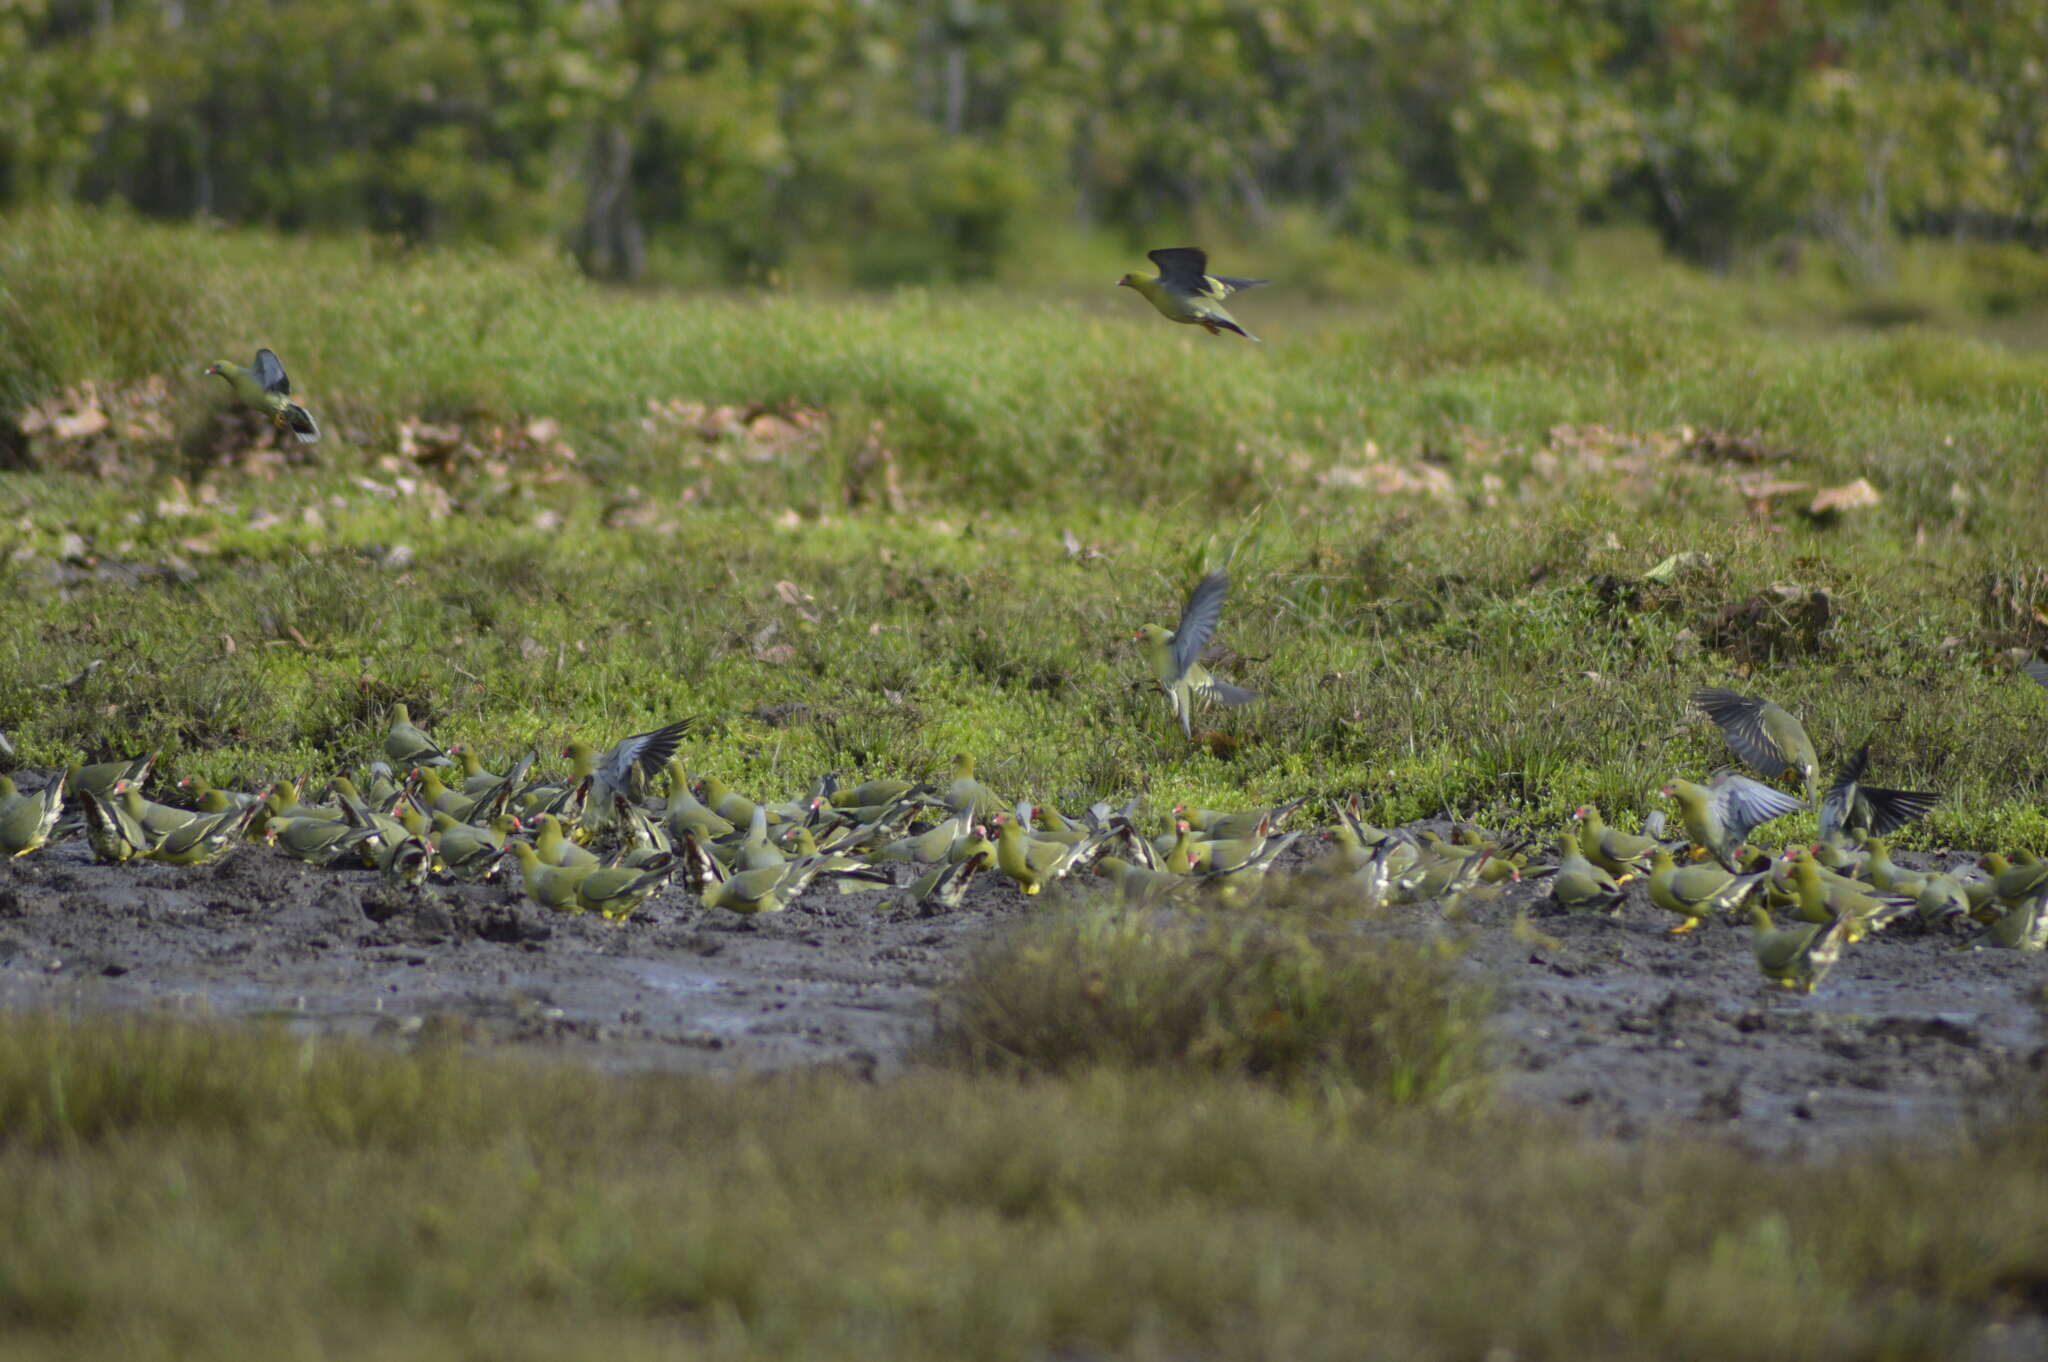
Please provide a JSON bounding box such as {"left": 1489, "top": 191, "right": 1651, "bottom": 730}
{"left": 0, "top": 1012, "right": 556, "bottom": 1152}
{"left": 933, "top": 900, "right": 1489, "bottom": 1108}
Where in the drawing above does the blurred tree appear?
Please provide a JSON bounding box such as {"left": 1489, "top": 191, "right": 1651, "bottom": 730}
{"left": 0, "top": 0, "right": 2039, "bottom": 281}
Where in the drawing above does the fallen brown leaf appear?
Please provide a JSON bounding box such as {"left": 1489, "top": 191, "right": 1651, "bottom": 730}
{"left": 1810, "top": 478, "right": 1881, "bottom": 515}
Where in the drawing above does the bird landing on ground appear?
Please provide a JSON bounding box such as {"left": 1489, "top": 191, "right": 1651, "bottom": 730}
{"left": 1135, "top": 570, "right": 1258, "bottom": 742}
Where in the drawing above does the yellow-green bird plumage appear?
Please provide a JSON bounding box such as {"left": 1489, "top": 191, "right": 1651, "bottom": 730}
{"left": 994, "top": 813, "right": 1065, "bottom": 895}
{"left": 1647, "top": 848, "right": 1766, "bottom": 933}
{"left": 1748, "top": 903, "right": 1848, "bottom": 992}
{"left": 205, "top": 348, "right": 320, "bottom": 443}
{"left": 1692, "top": 687, "right": 1819, "bottom": 810}
{"left": 510, "top": 842, "right": 595, "bottom": 913}
{"left": 1117, "top": 247, "right": 1266, "bottom": 341}
{"left": 1662, "top": 771, "right": 1804, "bottom": 872}
{"left": 1551, "top": 827, "right": 1626, "bottom": 915}
{"left": 700, "top": 864, "right": 791, "bottom": 915}
{"left": 1137, "top": 570, "right": 1257, "bottom": 740}
{"left": 383, "top": 702, "right": 452, "bottom": 769}
{"left": 148, "top": 802, "right": 257, "bottom": 866}
{"left": 1572, "top": 805, "right": 1659, "bottom": 879}
{"left": 573, "top": 862, "right": 674, "bottom": 919}
{"left": 1788, "top": 848, "right": 1915, "bottom": 942}
{"left": 0, "top": 773, "right": 66, "bottom": 857}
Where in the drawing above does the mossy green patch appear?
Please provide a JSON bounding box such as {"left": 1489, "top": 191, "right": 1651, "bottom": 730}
{"left": 3, "top": 208, "right": 2047, "bottom": 849}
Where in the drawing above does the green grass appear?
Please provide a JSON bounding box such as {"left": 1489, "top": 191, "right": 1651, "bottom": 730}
{"left": 7, "top": 214, "right": 2048, "bottom": 1354}
{"left": 932, "top": 900, "right": 1490, "bottom": 1106}
{"left": 1, "top": 1014, "right": 2045, "bottom": 1360}
{"left": 4, "top": 203, "right": 2048, "bottom": 852}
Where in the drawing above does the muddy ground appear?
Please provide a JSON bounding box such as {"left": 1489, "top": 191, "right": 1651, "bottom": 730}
{"left": 0, "top": 823, "right": 2042, "bottom": 1152}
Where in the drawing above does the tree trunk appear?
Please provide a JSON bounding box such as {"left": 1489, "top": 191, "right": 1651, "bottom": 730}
{"left": 573, "top": 119, "right": 645, "bottom": 282}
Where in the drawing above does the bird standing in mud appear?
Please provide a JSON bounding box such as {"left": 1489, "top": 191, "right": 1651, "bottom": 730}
{"left": 1117, "top": 247, "right": 1267, "bottom": 341}
{"left": 205, "top": 348, "right": 321, "bottom": 444}
{"left": 384, "top": 703, "right": 453, "bottom": 769}
{"left": 1748, "top": 902, "right": 1848, "bottom": 993}
{"left": 1550, "top": 827, "right": 1627, "bottom": 915}
{"left": 1571, "top": 805, "right": 1660, "bottom": 881}
{"left": 1646, "top": 847, "right": 1767, "bottom": 933}
{"left": 0, "top": 773, "right": 66, "bottom": 858}
{"left": 1662, "top": 770, "right": 1804, "bottom": 873}
{"left": 1137, "top": 570, "right": 1257, "bottom": 740}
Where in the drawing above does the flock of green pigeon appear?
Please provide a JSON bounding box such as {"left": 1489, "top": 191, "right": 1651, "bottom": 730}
{"left": 4, "top": 601, "right": 2046, "bottom": 994}
{"left": 2, "top": 264, "right": 2044, "bottom": 999}
{"left": 0, "top": 569, "right": 1269, "bottom": 920}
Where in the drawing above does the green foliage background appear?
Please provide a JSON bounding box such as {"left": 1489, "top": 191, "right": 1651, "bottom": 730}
{"left": 3, "top": 0, "right": 2044, "bottom": 283}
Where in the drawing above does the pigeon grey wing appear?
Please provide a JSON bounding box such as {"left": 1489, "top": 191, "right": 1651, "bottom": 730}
{"left": 1266, "top": 794, "right": 1307, "bottom": 826}
{"left": 252, "top": 348, "right": 291, "bottom": 395}
{"left": 1086, "top": 795, "right": 1139, "bottom": 834}
{"left": 1708, "top": 772, "right": 1805, "bottom": 841}
{"left": 1114, "top": 817, "right": 1158, "bottom": 870}
{"left": 1804, "top": 915, "right": 1850, "bottom": 986}
{"left": 502, "top": 750, "right": 537, "bottom": 790}
{"left": 1147, "top": 247, "right": 1209, "bottom": 290}
{"left": 1211, "top": 275, "right": 1267, "bottom": 293}
{"left": 1819, "top": 743, "right": 1867, "bottom": 842}
{"left": 1861, "top": 786, "right": 1940, "bottom": 837}
{"left": 594, "top": 743, "right": 635, "bottom": 789}
{"left": 1860, "top": 894, "right": 1920, "bottom": 934}
{"left": 2026, "top": 657, "right": 2048, "bottom": 691}
{"left": 1200, "top": 679, "right": 1258, "bottom": 706}
{"left": 599, "top": 718, "right": 695, "bottom": 786}
{"left": 921, "top": 855, "right": 980, "bottom": 907}
{"left": 1818, "top": 785, "right": 1846, "bottom": 843}
{"left": 1170, "top": 571, "right": 1230, "bottom": 678}
{"left": 1337, "top": 800, "right": 1374, "bottom": 847}
{"left": 1692, "top": 688, "right": 1790, "bottom": 778}
{"left": 1705, "top": 870, "right": 1770, "bottom": 912}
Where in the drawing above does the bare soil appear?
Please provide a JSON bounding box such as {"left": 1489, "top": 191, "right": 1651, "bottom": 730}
{"left": 1, "top": 827, "right": 2041, "bottom": 1150}
{"left": 1470, "top": 865, "right": 2047, "bottom": 1154}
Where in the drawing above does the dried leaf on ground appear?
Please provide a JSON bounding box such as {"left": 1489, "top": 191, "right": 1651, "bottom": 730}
{"left": 1809, "top": 478, "right": 1881, "bottom": 516}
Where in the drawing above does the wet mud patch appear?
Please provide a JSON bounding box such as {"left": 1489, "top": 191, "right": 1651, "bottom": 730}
{"left": 0, "top": 833, "right": 2042, "bottom": 1151}
{"left": 1460, "top": 865, "right": 2047, "bottom": 1153}
{"left": 0, "top": 838, "right": 1037, "bottom": 1080}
